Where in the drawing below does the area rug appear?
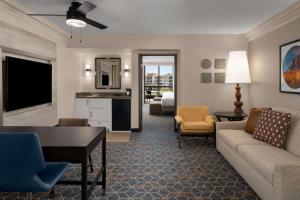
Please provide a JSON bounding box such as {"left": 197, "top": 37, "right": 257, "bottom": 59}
{"left": 107, "top": 132, "right": 131, "bottom": 143}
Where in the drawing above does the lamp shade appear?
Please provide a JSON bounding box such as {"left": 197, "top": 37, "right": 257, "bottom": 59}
{"left": 225, "top": 51, "right": 251, "bottom": 83}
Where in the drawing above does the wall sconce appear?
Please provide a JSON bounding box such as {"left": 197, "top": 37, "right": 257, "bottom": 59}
{"left": 85, "top": 64, "right": 92, "bottom": 77}
{"left": 124, "top": 64, "right": 130, "bottom": 77}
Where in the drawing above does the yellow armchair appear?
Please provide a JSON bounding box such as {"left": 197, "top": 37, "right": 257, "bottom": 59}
{"left": 175, "top": 105, "right": 216, "bottom": 147}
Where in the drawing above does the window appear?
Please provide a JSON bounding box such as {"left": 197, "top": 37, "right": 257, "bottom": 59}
{"left": 144, "top": 65, "right": 173, "bottom": 102}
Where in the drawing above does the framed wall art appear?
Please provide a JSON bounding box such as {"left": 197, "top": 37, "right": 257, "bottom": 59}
{"left": 215, "top": 59, "right": 226, "bottom": 69}
{"left": 280, "top": 39, "right": 300, "bottom": 94}
{"left": 201, "top": 59, "right": 212, "bottom": 69}
{"left": 201, "top": 73, "right": 212, "bottom": 83}
{"left": 214, "top": 73, "right": 226, "bottom": 83}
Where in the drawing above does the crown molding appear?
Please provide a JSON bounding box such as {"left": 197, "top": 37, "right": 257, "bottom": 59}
{"left": 0, "top": 0, "right": 69, "bottom": 43}
{"left": 246, "top": 1, "right": 300, "bottom": 41}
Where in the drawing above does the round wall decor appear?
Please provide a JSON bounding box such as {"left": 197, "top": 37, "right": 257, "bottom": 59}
{"left": 201, "top": 59, "right": 212, "bottom": 69}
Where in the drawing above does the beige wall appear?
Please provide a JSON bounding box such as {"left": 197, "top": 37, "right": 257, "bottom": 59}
{"left": 248, "top": 17, "right": 300, "bottom": 109}
{"left": 76, "top": 49, "right": 132, "bottom": 92}
{"left": 56, "top": 44, "right": 82, "bottom": 118}
{"left": 0, "top": 1, "right": 82, "bottom": 125}
{"left": 0, "top": 1, "right": 251, "bottom": 128}
{"left": 69, "top": 35, "right": 249, "bottom": 129}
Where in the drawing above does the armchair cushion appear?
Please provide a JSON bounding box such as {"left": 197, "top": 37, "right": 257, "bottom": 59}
{"left": 177, "top": 105, "right": 209, "bottom": 121}
{"left": 182, "top": 121, "right": 213, "bottom": 132}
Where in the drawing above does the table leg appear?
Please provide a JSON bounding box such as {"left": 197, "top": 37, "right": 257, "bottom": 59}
{"left": 81, "top": 155, "right": 88, "bottom": 200}
{"left": 102, "top": 134, "right": 106, "bottom": 189}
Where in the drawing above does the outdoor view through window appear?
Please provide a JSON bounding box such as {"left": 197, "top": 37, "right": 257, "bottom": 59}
{"left": 144, "top": 65, "right": 173, "bottom": 101}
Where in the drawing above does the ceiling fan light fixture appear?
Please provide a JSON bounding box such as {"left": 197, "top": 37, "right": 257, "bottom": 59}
{"left": 66, "top": 19, "right": 86, "bottom": 28}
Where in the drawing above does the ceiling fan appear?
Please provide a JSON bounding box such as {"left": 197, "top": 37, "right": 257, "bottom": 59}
{"left": 28, "top": 1, "right": 108, "bottom": 30}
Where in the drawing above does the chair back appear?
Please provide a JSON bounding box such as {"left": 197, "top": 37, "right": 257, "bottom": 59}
{"left": 0, "top": 133, "right": 46, "bottom": 190}
{"left": 177, "top": 105, "right": 209, "bottom": 121}
{"left": 58, "top": 118, "right": 89, "bottom": 127}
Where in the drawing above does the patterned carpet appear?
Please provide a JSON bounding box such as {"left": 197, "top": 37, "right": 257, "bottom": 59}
{"left": 0, "top": 105, "right": 259, "bottom": 200}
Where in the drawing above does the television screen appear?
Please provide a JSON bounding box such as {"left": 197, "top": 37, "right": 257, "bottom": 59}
{"left": 4, "top": 56, "right": 52, "bottom": 112}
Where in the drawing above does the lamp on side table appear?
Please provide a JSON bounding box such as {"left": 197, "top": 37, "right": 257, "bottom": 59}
{"left": 226, "top": 51, "right": 251, "bottom": 114}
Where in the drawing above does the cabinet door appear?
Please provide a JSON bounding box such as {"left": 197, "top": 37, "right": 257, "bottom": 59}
{"left": 90, "top": 108, "right": 111, "bottom": 121}
{"left": 75, "top": 98, "right": 90, "bottom": 119}
{"left": 112, "top": 99, "right": 131, "bottom": 131}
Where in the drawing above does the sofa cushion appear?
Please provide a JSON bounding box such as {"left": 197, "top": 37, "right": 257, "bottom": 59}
{"left": 182, "top": 121, "right": 212, "bottom": 132}
{"left": 218, "top": 129, "right": 268, "bottom": 152}
{"left": 253, "top": 109, "right": 291, "bottom": 149}
{"left": 245, "top": 108, "right": 270, "bottom": 134}
{"left": 245, "top": 108, "right": 261, "bottom": 134}
{"left": 238, "top": 145, "right": 300, "bottom": 185}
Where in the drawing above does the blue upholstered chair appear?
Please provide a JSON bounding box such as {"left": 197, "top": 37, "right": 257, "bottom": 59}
{"left": 0, "top": 133, "right": 70, "bottom": 196}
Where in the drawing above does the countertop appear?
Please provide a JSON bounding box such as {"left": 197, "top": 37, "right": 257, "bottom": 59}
{"left": 76, "top": 92, "right": 131, "bottom": 99}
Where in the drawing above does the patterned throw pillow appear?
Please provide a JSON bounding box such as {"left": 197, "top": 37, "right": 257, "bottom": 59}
{"left": 253, "top": 109, "right": 291, "bottom": 148}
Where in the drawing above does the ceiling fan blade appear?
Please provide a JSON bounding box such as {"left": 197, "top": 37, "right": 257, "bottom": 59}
{"left": 28, "top": 14, "right": 66, "bottom": 17}
{"left": 76, "top": 1, "right": 96, "bottom": 14}
{"left": 85, "top": 18, "right": 108, "bottom": 29}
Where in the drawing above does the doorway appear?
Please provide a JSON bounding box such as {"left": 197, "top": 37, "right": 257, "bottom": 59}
{"left": 138, "top": 54, "right": 178, "bottom": 130}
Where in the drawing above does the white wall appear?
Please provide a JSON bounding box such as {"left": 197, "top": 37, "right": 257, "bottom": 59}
{"left": 248, "top": 16, "right": 300, "bottom": 109}
{"left": 69, "top": 35, "right": 248, "bottom": 129}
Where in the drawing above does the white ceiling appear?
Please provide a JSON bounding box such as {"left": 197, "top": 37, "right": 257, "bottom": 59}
{"left": 14, "top": 0, "right": 298, "bottom": 35}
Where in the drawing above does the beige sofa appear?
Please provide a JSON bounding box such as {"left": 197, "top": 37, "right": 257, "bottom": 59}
{"left": 216, "top": 107, "right": 300, "bottom": 200}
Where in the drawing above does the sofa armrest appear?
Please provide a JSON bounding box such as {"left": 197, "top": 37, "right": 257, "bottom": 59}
{"left": 216, "top": 120, "right": 247, "bottom": 131}
{"left": 274, "top": 163, "right": 300, "bottom": 200}
{"left": 175, "top": 116, "right": 183, "bottom": 124}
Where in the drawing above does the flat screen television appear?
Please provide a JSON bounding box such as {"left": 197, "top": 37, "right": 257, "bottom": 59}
{"left": 4, "top": 56, "right": 52, "bottom": 112}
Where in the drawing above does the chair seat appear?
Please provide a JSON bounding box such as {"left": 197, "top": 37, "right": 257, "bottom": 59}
{"left": 37, "top": 162, "right": 70, "bottom": 192}
{"left": 182, "top": 121, "right": 213, "bottom": 132}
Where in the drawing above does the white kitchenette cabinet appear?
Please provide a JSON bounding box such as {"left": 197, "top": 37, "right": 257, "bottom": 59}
{"left": 75, "top": 98, "right": 90, "bottom": 119}
{"left": 75, "top": 98, "right": 112, "bottom": 131}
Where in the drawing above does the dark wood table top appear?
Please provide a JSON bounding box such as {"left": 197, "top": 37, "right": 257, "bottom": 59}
{"left": 0, "top": 126, "right": 106, "bottom": 148}
{"left": 214, "top": 112, "right": 248, "bottom": 118}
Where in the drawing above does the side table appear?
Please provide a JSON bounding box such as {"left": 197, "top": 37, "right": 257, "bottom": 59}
{"left": 214, "top": 112, "right": 248, "bottom": 122}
